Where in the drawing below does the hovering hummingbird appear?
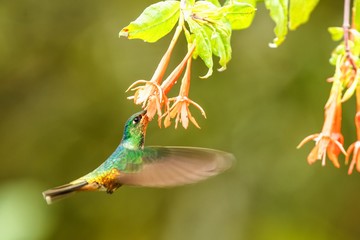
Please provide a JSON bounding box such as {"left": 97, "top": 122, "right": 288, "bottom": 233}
{"left": 43, "top": 110, "right": 235, "bottom": 204}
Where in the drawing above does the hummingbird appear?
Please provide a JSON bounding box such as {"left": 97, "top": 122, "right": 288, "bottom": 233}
{"left": 43, "top": 110, "right": 235, "bottom": 204}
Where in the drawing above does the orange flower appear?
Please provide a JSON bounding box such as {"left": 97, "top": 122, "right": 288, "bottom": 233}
{"left": 127, "top": 80, "right": 163, "bottom": 120}
{"left": 165, "top": 96, "right": 206, "bottom": 129}
{"left": 298, "top": 74, "right": 347, "bottom": 167}
{"left": 298, "top": 132, "right": 346, "bottom": 168}
{"left": 346, "top": 111, "right": 360, "bottom": 174}
{"left": 126, "top": 25, "right": 184, "bottom": 121}
{"left": 162, "top": 49, "right": 206, "bottom": 129}
{"left": 346, "top": 141, "right": 360, "bottom": 174}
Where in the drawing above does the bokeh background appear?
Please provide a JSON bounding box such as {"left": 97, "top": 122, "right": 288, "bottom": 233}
{"left": 1, "top": 1, "right": 359, "bottom": 240}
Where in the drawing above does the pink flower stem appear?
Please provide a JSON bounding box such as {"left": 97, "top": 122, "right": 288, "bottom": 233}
{"left": 343, "top": 0, "right": 357, "bottom": 69}
{"left": 355, "top": 86, "right": 360, "bottom": 140}
{"left": 161, "top": 44, "right": 196, "bottom": 94}
{"left": 321, "top": 81, "right": 341, "bottom": 137}
{"left": 150, "top": 24, "right": 183, "bottom": 84}
{"left": 179, "top": 55, "right": 192, "bottom": 97}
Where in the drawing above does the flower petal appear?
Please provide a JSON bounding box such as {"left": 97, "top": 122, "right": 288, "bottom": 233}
{"left": 307, "top": 144, "right": 321, "bottom": 165}
{"left": 345, "top": 142, "right": 355, "bottom": 165}
{"left": 188, "top": 110, "right": 201, "bottom": 129}
{"left": 164, "top": 115, "right": 171, "bottom": 128}
{"left": 327, "top": 151, "right": 340, "bottom": 168}
{"left": 180, "top": 103, "right": 189, "bottom": 129}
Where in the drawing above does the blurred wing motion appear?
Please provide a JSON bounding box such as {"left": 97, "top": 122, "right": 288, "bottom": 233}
{"left": 118, "top": 146, "right": 235, "bottom": 187}
{"left": 42, "top": 146, "right": 235, "bottom": 204}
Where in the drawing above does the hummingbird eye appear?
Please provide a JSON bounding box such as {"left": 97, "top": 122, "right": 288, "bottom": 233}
{"left": 132, "top": 115, "right": 141, "bottom": 124}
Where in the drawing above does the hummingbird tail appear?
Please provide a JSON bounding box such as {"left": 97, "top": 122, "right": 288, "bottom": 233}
{"left": 42, "top": 180, "right": 89, "bottom": 204}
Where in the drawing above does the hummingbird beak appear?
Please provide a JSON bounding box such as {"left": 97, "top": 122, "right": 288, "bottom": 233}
{"left": 140, "top": 110, "right": 149, "bottom": 127}
{"left": 140, "top": 110, "right": 149, "bottom": 140}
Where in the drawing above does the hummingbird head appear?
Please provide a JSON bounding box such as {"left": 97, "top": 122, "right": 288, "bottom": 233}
{"left": 122, "top": 110, "right": 149, "bottom": 149}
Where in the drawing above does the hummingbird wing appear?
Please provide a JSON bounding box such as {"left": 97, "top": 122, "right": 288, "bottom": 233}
{"left": 118, "top": 146, "right": 235, "bottom": 187}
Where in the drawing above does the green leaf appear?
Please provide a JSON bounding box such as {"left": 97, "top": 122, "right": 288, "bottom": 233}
{"left": 350, "top": 29, "right": 360, "bottom": 56}
{"left": 186, "top": 0, "right": 196, "bottom": 6}
{"left": 221, "top": 2, "right": 256, "bottom": 30}
{"left": 190, "top": 1, "right": 222, "bottom": 21}
{"left": 289, "top": 0, "right": 319, "bottom": 30}
{"left": 264, "top": 0, "right": 289, "bottom": 48}
{"left": 184, "top": 0, "right": 236, "bottom": 77}
{"left": 354, "top": 0, "right": 360, "bottom": 31}
{"left": 328, "top": 27, "right": 344, "bottom": 41}
{"left": 211, "top": 32, "right": 226, "bottom": 65}
{"left": 224, "top": 0, "right": 256, "bottom": 6}
{"left": 210, "top": 20, "right": 232, "bottom": 71}
{"left": 187, "top": 19, "right": 214, "bottom": 78}
{"left": 119, "top": 1, "right": 180, "bottom": 43}
{"left": 207, "top": 0, "right": 221, "bottom": 7}
{"left": 329, "top": 44, "right": 345, "bottom": 65}
{"left": 342, "top": 71, "right": 359, "bottom": 103}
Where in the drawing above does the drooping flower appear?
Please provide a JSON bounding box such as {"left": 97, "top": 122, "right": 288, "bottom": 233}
{"left": 346, "top": 141, "right": 360, "bottom": 174}
{"left": 127, "top": 80, "right": 163, "bottom": 120}
{"left": 346, "top": 111, "right": 360, "bottom": 174}
{"left": 162, "top": 50, "right": 206, "bottom": 129}
{"left": 126, "top": 24, "right": 184, "bottom": 121}
{"left": 165, "top": 96, "right": 206, "bottom": 129}
{"left": 297, "top": 69, "right": 347, "bottom": 167}
{"left": 298, "top": 132, "right": 345, "bottom": 168}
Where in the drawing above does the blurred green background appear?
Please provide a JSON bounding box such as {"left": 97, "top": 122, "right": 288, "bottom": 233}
{"left": 1, "top": 1, "right": 359, "bottom": 240}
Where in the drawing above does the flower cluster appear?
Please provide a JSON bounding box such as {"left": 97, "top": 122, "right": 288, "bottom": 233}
{"left": 126, "top": 22, "right": 206, "bottom": 129}
{"left": 297, "top": 58, "right": 347, "bottom": 169}
{"left": 122, "top": 0, "right": 256, "bottom": 129}
{"left": 298, "top": 33, "right": 360, "bottom": 174}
